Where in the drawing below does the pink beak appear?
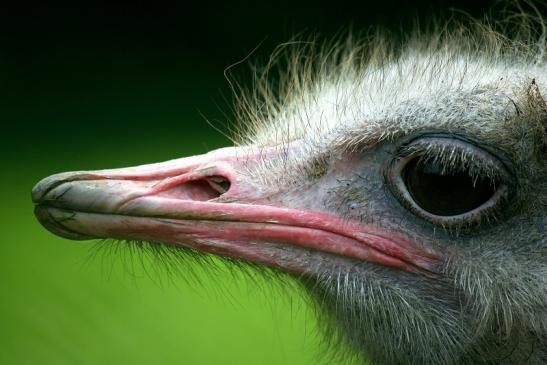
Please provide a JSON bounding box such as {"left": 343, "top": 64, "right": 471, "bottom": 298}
{"left": 32, "top": 145, "right": 441, "bottom": 275}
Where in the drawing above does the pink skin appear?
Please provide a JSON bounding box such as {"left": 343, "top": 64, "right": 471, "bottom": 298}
{"left": 33, "top": 145, "right": 442, "bottom": 276}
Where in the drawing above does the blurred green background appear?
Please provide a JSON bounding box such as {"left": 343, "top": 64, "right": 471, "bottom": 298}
{"left": 1, "top": 1, "right": 495, "bottom": 364}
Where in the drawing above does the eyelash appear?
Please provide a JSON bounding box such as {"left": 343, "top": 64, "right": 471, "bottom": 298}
{"left": 398, "top": 139, "right": 504, "bottom": 185}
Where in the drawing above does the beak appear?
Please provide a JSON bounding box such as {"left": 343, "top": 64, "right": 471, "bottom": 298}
{"left": 32, "top": 145, "right": 441, "bottom": 275}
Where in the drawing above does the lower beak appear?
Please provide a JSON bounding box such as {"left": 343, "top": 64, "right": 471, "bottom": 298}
{"left": 32, "top": 145, "right": 441, "bottom": 275}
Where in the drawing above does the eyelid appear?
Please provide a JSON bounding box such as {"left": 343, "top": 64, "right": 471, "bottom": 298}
{"left": 398, "top": 137, "right": 507, "bottom": 183}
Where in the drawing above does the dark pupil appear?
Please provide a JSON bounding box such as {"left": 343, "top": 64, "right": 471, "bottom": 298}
{"left": 403, "top": 158, "right": 496, "bottom": 216}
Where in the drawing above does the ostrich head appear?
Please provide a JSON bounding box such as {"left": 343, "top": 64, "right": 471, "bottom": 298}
{"left": 32, "top": 15, "right": 547, "bottom": 365}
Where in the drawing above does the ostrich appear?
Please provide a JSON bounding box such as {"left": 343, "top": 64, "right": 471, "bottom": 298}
{"left": 31, "top": 13, "right": 546, "bottom": 365}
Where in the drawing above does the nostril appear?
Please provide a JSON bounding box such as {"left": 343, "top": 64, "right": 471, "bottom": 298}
{"left": 158, "top": 175, "right": 231, "bottom": 202}
{"left": 206, "top": 176, "right": 231, "bottom": 195}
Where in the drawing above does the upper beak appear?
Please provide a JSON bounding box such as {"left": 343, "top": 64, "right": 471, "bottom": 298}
{"left": 32, "top": 145, "right": 441, "bottom": 275}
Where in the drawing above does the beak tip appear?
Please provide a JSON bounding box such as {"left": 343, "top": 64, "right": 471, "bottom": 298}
{"left": 32, "top": 171, "right": 96, "bottom": 241}
{"left": 31, "top": 171, "right": 84, "bottom": 204}
{"left": 31, "top": 177, "right": 49, "bottom": 204}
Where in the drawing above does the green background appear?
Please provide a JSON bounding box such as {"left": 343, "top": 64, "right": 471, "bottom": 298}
{"left": 1, "top": 2, "right": 495, "bottom": 364}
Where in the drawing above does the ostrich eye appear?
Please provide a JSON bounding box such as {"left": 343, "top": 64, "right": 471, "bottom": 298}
{"left": 388, "top": 136, "right": 512, "bottom": 226}
{"left": 402, "top": 157, "right": 496, "bottom": 216}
